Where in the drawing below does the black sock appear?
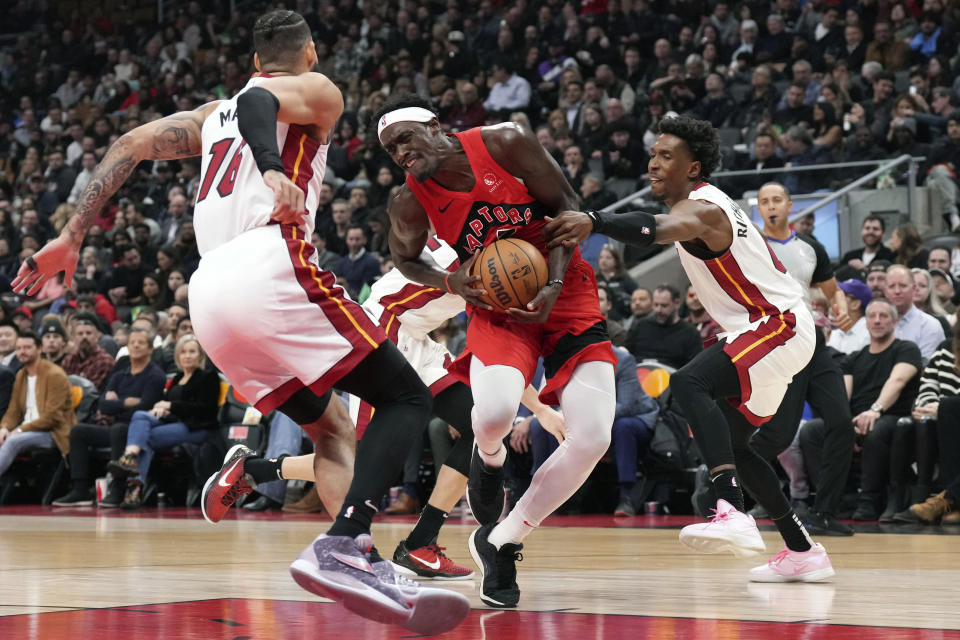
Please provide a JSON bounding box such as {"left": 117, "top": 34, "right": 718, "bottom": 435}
{"left": 773, "top": 510, "right": 813, "bottom": 552}
{"left": 328, "top": 501, "right": 377, "bottom": 538}
{"left": 406, "top": 504, "right": 449, "bottom": 549}
{"left": 244, "top": 455, "right": 286, "bottom": 484}
{"left": 710, "top": 469, "right": 745, "bottom": 511}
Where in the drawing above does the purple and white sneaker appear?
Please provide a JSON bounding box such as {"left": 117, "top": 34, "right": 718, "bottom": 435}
{"left": 290, "top": 533, "right": 470, "bottom": 634}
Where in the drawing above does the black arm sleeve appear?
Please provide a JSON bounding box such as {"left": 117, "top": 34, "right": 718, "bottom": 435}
{"left": 593, "top": 209, "right": 658, "bottom": 247}
{"left": 236, "top": 87, "right": 285, "bottom": 175}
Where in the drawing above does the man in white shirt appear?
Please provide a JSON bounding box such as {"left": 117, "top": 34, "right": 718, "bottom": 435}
{"left": 886, "top": 265, "right": 945, "bottom": 362}
{"left": 827, "top": 279, "right": 872, "bottom": 354}
{"left": 483, "top": 59, "right": 531, "bottom": 116}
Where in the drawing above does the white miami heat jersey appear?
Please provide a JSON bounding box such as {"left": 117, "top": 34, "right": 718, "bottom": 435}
{"left": 678, "top": 183, "right": 805, "bottom": 337}
{"left": 193, "top": 75, "right": 329, "bottom": 256}
{"left": 362, "top": 236, "right": 466, "bottom": 341}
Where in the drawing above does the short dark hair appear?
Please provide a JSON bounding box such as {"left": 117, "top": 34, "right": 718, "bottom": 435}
{"left": 253, "top": 10, "right": 311, "bottom": 67}
{"left": 930, "top": 246, "right": 951, "bottom": 259}
{"left": 874, "top": 70, "right": 896, "bottom": 85}
{"left": 17, "top": 331, "right": 40, "bottom": 346}
{"left": 654, "top": 283, "right": 682, "bottom": 302}
{"left": 754, "top": 132, "right": 775, "bottom": 145}
{"left": 863, "top": 214, "right": 885, "bottom": 232}
{"left": 346, "top": 224, "right": 367, "bottom": 236}
{"left": 655, "top": 116, "right": 721, "bottom": 180}
{"left": 759, "top": 181, "right": 791, "bottom": 198}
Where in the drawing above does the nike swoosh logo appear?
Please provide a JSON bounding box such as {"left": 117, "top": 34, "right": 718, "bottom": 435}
{"left": 364, "top": 499, "right": 380, "bottom": 513}
{"left": 408, "top": 552, "right": 442, "bottom": 570}
{"left": 438, "top": 200, "right": 453, "bottom": 213}
{"left": 218, "top": 459, "right": 243, "bottom": 487}
{"left": 331, "top": 551, "right": 374, "bottom": 574}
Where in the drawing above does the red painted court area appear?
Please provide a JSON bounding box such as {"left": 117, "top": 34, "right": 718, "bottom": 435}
{"left": 0, "top": 599, "right": 956, "bottom": 640}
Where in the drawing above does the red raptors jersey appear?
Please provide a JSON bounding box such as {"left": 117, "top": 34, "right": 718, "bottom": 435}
{"left": 405, "top": 125, "right": 580, "bottom": 264}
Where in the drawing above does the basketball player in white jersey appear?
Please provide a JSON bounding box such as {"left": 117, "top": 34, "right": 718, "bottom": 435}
{"left": 202, "top": 236, "right": 564, "bottom": 580}
{"left": 12, "top": 10, "right": 469, "bottom": 634}
{"left": 546, "top": 116, "right": 835, "bottom": 582}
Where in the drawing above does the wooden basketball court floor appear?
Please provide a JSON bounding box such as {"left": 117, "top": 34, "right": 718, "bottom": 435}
{"left": 1, "top": 507, "right": 959, "bottom": 639}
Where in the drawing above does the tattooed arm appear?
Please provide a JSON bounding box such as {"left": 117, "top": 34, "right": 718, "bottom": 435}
{"left": 13, "top": 103, "right": 219, "bottom": 294}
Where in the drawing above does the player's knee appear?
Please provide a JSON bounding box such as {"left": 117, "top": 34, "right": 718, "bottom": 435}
{"left": 471, "top": 400, "right": 517, "bottom": 440}
{"left": 571, "top": 414, "right": 614, "bottom": 461}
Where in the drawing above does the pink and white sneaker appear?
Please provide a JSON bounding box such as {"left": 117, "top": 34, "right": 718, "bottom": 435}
{"left": 679, "top": 499, "right": 766, "bottom": 558}
{"left": 749, "top": 543, "right": 835, "bottom": 583}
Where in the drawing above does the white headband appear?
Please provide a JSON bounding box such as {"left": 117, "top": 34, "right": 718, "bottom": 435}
{"left": 377, "top": 107, "right": 436, "bottom": 141}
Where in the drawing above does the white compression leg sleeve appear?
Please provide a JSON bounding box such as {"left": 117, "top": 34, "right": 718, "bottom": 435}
{"left": 489, "top": 360, "right": 616, "bottom": 547}
{"left": 469, "top": 356, "right": 526, "bottom": 468}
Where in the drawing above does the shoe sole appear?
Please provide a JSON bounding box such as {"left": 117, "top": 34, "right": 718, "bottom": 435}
{"left": 750, "top": 565, "right": 836, "bottom": 583}
{"left": 392, "top": 559, "right": 475, "bottom": 581}
{"left": 106, "top": 462, "right": 137, "bottom": 477}
{"left": 467, "top": 528, "right": 516, "bottom": 608}
{"left": 52, "top": 500, "right": 93, "bottom": 507}
{"left": 200, "top": 444, "right": 249, "bottom": 525}
{"left": 290, "top": 558, "right": 470, "bottom": 634}
{"left": 679, "top": 530, "right": 765, "bottom": 558}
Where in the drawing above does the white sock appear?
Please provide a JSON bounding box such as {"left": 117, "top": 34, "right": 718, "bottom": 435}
{"left": 478, "top": 443, "right": 506, "bottom": 468}
{"left": 488, "top": 508, "right": 536, "bottom": 548}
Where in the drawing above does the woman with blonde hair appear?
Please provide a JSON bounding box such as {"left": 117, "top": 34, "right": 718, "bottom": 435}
{"left": 108, "top": 333, "right": 221, "bottom": 509}
{"left": 912, "top": 268, "right": 952, "bottom": 335}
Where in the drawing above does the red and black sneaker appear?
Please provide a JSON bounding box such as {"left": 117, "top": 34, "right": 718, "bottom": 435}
{"left": 201, "top": 444, "right": 255, "bottom": 524}
{"left": 392, "top": 539, "right": 475, "bottom": 580}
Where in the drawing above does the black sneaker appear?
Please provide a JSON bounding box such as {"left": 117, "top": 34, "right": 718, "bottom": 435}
{"left": 468, "top": 523, "right": 522, "bottom": 608}
{"left": 52, "top": 488, "right": 94, "bottom": 507}
{"left": 691, "top": 464, "right": 717, "bottom": 518}
{"left": 806, "top": 510, "right": 854, "bottom": 536}
{"left": 99, "top": 487, "right": 124, "bottom": 508}
{"left": 467, "top": 446, "right": 505, "bottom": 526}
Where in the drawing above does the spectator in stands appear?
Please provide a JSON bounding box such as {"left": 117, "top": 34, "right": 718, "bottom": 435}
{"left": 731, "top": 64, "right": 779, "bottom": 129}
{"left": 52, "top": 327, "right": 165, "bottom": 507}
{"left": 0, "top": 322, "right": 21, "bottom": 373}
{"left": 928, "top": 247, "right": 953, "bottom": 274}
{"left": 61, "top": 313, "right": 117, "bottom": 391}
{"left": 311, "top": 232, "right": 341, "bottom": 272}
{"left": 0, "top": 332, "right": 75, "bottom": 482}
{"left": 562, "top": 145, "right": 587, "bottom": 193}
{"left": 810, "top": 102, "right": 842, "bottom": 151}
{"left": 909, "top": 12, "right": 942, "bottom": 63}
{"left": 594, "top": 245, "right": 636, "bottom": 320}
{"left": 336, "top": 225, "right": 381, "bottom": 299}
{"left": 852, "top": 70, "right": 897, "bottom": 133}
{"left": 781, "top": 125, "right": 832, "bottom": 194}
{"left": 597, "top": 283, "right": 626, "bottom": 347}
{"left": 887, "top": 118, "right": 931, "bottom": 173}
{"left": 840, "top": 299, "right": 923, "bottom": 520}
{"left": 483, "top": 58, "right": 531, "bottom": 119}
{"left": 774, "top": 82, "right": 814, "bottom": 129}
{"left": 894, "top": 325, "right": 960, "bottom": 524}
{"left": 866, "top": 260, "right": 892, "bottom": 299}
{"left": 39, "top": 322, "right": 67, "bottom": 367}
{"left": 609, "top": 346, "right": 661, "bottom": 517}
{"left": 730, "top": 132, "right": 784, "bottom": 197}
{"left": 924, "top": 114, "right": 960, "bottom": 232}
{"left": 103, "top": 245, "right": 149, "bottom": 313}
{"left": 622, "top": 288, "right": 653, "bottom": 332}
{"left": 690, "top": 72, "right": 735, "bottom": 128}
{"left": 810, "top": 7, "right": 844, "bottom": 64}
{"left": 843, "top": 126, "right": 890, "bottom": 178}
{"left": 159, "top": 192, "right": 191, "bottom": 246}
{"left": 842, "top": 216, "right": 895, "bottom": 270}
{"left": 890, "top": 223, "right": 929, "bottom": 269}
{"left": 865, "top": 22, "right": 910, "bottom": 71}
{"left": 885, "top": 264, "right": 946, "bottom": 362}
{"left": 323, "top": 199, "right": 352, "bottom": 257}
{"left": 107, "top": 334, "right": 220, "bottom": 510}
{"left": 835, "top": 24, "right": 867, "bottom": 71}
{"left": 444, "top": 82, "right": 485, "bottom": 132}
{"left": 625, "top": 284, "right": 702, "bottom": 369}
{"left": 684, "top": 285, "right": 722, "bottom": 344}
{"left": 827, "top": 279, "right": 873, "bottom": 354}
{"left": 911, "top": 268, "right": 952, "bottom": 336}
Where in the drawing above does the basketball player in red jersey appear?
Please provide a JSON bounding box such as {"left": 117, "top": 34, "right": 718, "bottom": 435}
{"left": 378, "top": 95, "right": 618, "bottom": 608}
{"left": 12, "top": 11, "right": 470, "bottom": 633}
{"left": 547, "top": 116, "right": 835, "bottom": 583}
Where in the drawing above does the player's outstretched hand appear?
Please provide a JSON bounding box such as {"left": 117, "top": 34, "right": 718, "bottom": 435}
{"left": 544, "top": 211, "right": 593, "bottom": 249}
{"left": 12, "top": 236, "right": 80, "bottom": 296}
{"left": 506, "top": 283, "right": 561, "bottom": 324}
{"left": 264, "top": 169, "right": 307, "bottom": 225}
{"left": 832, "top": 303, "right": 854, "bottom": 332}
{"left": 447, "top": 252, "right": 493, "bottom": 311}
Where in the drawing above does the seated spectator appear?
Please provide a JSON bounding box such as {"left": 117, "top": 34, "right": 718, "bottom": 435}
{"left": 841, "top": 216, "right": 895, "bottom": 271}
{"left": 927, "top": 246, "right": 953, "bottom": 275}
{"left": 684, "top": 285, "right": 722, "bottom": 345}
{"left": 780, "top": 125, "right": 832, "bottom": 194}
{"left": 774, "top": 83, "right": 813, "bottom": 130}
{"left": 866, "top": 260, "right": 892, "bottom": 298}
{"left": 622, "top": 288, "right": 653, "bottom": 331}
{"left": 594, "top": 245, "right": 636, "bottom": 320}
{"left": 444, "top": 82, "right": 486, "bottom": 132}
{"left": 827, "top": 279, "right": 872, "bottom": 354}
{"left": 0, "top": 332, "right": 75, "bottom": 482}
{"left": 836, "top": 300, "right": 922, "bottom": 521}
{"left": 102, "top": 245, "right": 149, "bottom": 314}
{"left": 731, "top": 64, "right": 779, "bottom": 129}
{"left": 930, "top": 268, "right": 958, "bottom": 318}
{"left": 51, "top": 327, "right": 165, "bottom": 506}
{"left": 689, "top": 72, "right": 735, "bottom": 128}
{"left": 107, "top": 334, "right": 220, "bottom": 510}
{"left": 924, "top": 114, "right": 960, "bottom": 232}
{"left": 597, "top": 284, "right": 626, "bottom": 347}
{"left": 889, "top": 223, "right": 929, "bottom": 269}
{"left": 625, "top": 284, "right": 703, "bottom": 369}
{"left": 579, "top": 173, "right": 616, "bottom": 211}
{"left": 911, "top": 268, "right": 952, "bottom": 336}
{"left": 0, "top": 322, "right": 23, "bottom": 373}
{"left": 40, "top": 322, "right": 68, "bottom": 366}
{"left": 728, "top": 132, "right": 784, "bottom": 198}
{"left": 885, "top": 265, "right": 945, "bottom": 362}
{"left": 562, "top": 145, "right": 587, "bottom": 193}
{"left": 601, "top": 119, "right": 646, "bottom": 180}
{"left": 483, "top": 58, "right": 531, "bottom": 119}
{"left": 336, "top": 225, "right": 381, "bottom": 300}
{"left": 865, "top": 21, "right": 910, "bottom": 72}
{"left": 810, "top": 102, "right": 842, "bottom": 151}
{"left": 62, "top": 313, "right": 118, "bottom": 391}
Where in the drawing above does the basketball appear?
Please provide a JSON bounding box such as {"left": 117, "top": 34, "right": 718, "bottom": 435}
{"left": 471, "top": 238, "right": 549, "bottom": 311}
